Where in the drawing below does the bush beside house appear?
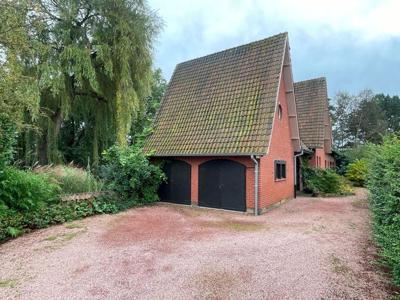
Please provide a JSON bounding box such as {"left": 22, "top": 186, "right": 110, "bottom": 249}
{"left": 302, "top": 165, "right": 353, "bottom": 196}
{"left": 100, "top": 145, "right": 165, "bottom": 207}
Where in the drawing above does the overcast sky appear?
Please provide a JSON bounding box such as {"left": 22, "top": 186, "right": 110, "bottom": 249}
{"left": 148, "top": 0, "right": 399, "bottom": 97}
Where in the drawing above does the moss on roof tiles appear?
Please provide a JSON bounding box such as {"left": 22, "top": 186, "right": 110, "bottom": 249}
{"left": 144, "top": 33, "right": 288, "bottom": 156}
{"left": 294, "top": 77, "right": 328, "bottom": 149}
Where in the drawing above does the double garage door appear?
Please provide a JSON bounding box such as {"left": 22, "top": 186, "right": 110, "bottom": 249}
{"left": 159, "top": 159, "right": 246, "bottom": 212}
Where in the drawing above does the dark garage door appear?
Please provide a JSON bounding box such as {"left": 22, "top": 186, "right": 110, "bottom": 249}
{"left": 159, "top": 160, "right": 191, "bottom": 205}
{"left": 199, "top": 159, "right": 246, "bottom": 212}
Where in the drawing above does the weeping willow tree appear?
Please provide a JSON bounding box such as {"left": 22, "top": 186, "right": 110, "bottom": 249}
{"left": 0, "top": 1, "right": 42, "bottom": 166}
{"left": 1, "top": 0, "right": 161, "bottom": 166}
{"left": 0, "top": 1, "right": 40, "bottom": 127}
{"left": 38, "top": 0, "right": 160, "bottom": 165}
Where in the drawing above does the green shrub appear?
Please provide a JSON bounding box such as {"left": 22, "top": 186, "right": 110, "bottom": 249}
{"left": 303, "top": 166, "right": 353, "bottom": 196}
{"left": 99, "top": 145, "right": 165, "bottom": 205}
{"left": 346, "top": 159, "right": 368, "bottom": 186}
{"left": 0, "top": 167, "right": 60, "bottom": 212}
{"left": 334, "top": 144, "right": 372, "bottom": 175}
{"left": 34, "top": 165, "right": 103, "bottom": 195}
{"left": 0, "top": 196, "right": 120, "bottom": 242}
{"left": 366, "top": 135, "right": 400, "bottom": 285}
{"left": 0, "top": 145, "right": 164, "bottom": 243}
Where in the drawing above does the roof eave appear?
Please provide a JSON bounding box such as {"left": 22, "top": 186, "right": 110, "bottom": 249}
{"left": 147, "top": 152, "right": 266, "bottom": 157}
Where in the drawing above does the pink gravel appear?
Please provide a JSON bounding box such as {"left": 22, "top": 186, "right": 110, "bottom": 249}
{"left": 0, "top": 189, "right": 394, "bottom": 299}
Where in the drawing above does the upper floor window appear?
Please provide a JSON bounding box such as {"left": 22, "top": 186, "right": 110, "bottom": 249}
{"left": 275, "top": 160, "right": 286, "bottom": 180}
{"left": 278, "top": 104, "right": 283, "bottom": 120}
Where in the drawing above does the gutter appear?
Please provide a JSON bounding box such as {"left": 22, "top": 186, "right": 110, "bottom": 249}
{"left": 250, "top": 155, "right": 259, "bottom": 216}
{"left": 293, "top": 149, "right": 304, "bottom": 198}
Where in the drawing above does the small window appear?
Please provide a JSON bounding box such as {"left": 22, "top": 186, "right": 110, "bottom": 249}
{"left": 278, "top": 104, "right": 283, "bottom": 120}
{"left": 275, "top": 160, "right": 286, "bottom": 180}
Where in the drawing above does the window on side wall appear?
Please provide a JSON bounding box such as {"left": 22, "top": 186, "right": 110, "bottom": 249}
{"left": 278, "top": 104, "right": 283, "bottom": 120}
{"left": 275, "top": 160, "right": 286, "bottom": 180}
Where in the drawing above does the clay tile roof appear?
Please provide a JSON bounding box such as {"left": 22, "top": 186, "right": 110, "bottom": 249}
{"left": 144, "top": 32, "right": 288, "bottom": 156}
{"left": 294, "top": 77, "right": 328, "bottom": 149}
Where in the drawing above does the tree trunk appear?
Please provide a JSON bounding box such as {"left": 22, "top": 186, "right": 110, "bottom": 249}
{"left": 92, "top": 111, "right": 99, "bottom": 168}
{"left": 49, "top": 108, "right": 63, "bottom": 163}
{"left": 37, "top": 108, "right": 63, "bottom": 165}
{"left": 37, "top": 127, "right": 48, "bottom": 165}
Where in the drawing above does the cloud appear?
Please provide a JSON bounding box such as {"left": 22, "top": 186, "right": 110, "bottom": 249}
{"left": 151, "top": 0, "right": 400, "bottom": 42}
{"left": 149, "top": 0, "right": 400, "bottom": 95}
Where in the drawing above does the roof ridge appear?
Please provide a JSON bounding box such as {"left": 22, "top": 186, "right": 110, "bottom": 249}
{"left": 177, "top": 32, "right": 288, "bottom": 67}
{"left": 295, "top": 77, "right": 326, "bottom": 85}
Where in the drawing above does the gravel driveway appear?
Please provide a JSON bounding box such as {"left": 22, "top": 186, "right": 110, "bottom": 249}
{"left": 0, "top": 189, "right": 393, "bottom": 299}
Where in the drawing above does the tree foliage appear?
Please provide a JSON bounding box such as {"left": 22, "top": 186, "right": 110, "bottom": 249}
{"left": 0, "top": 0, "right": 162, "bottom": 167}
{"left": 131, "top": 68, "right": 167, "bottom": 145}
{"left": 331, "top": 90, "right": 399, "bottom": 148}
{"left": 0, "top": 116, "right": 17, "bottom": 169}
{"left": 0, "top": 1, "right": 40, "bottom": 130}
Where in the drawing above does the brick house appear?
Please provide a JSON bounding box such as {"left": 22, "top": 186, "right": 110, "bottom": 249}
{"left": 294, "top": 77, "right": 335, "bottom": 171}
{"left": 144, "top": 32, "right": 303, "bottom": 214}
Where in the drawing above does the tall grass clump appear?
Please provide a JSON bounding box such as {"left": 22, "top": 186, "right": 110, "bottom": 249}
{"left": 34, "top": 165, "right": 103, "bottom": 195}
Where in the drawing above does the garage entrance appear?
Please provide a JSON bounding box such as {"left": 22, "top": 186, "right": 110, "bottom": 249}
{"left": 158, "top": 160, "right": 191, "bottom": 205}
{"left": 199, "top": 159, "right": 246, "bottom": 212}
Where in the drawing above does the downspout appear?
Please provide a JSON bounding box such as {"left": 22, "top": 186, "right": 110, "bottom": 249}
{"left": 294, "top": 149, "right": 304, "bottom": 198}
{"left": 250, "top": 155, "right": 259, "bottom": 216}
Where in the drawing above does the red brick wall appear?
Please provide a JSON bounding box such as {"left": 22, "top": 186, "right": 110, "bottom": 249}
{"left": 164, "top": 156, "right": 255, "bottom": 209}
{"left": 309, "top": 148, "right": 335, "bottom": 169}
{"left": 259, "top": 73, "right": 295, "bottom": 208}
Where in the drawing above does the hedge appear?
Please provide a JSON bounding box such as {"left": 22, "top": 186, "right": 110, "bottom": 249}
{"left": 366, "top": 135, "right": 400, "bottom": 285}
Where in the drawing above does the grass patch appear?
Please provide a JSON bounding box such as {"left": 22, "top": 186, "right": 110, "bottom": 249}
{"left": 42, "top": 229, "right": 86, "bottom": 243}
{"left": 202, "top": 219, "right": 265, "bottom": 232}
{"left": 331, "top": 255, "right": 351, "bottom": 275}
{"left": 43, "top": 235, "right": 57, "bottom": 241}
{"left": 62, "top": 231, "right": 82, "bottom": 241}
{"left": 348, "top": 222, "right": 357, "bottom": 229}
{"left": 0, "top": 279, "right": 17, "bottom": 288}
{"left": 351, "top": 198, "right": 369, "bottom": 209}
{"left": 65, "top": 223, "right": 85, "bottom": 229}
{"left": 173, "top": 206, "right": 204, "bottom": 217}
{"left": 312, "top": 224, "right": 326, "bottom": 232}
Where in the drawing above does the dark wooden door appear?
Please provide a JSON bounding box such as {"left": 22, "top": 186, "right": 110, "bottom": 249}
{"left": 199, "top": 159, "right": 246, "bottom": 212}
{"left": 159, "top": 160, "right": 191, "bottom": 205}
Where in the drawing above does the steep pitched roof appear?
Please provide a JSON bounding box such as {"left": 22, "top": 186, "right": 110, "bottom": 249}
{"left": 144, "top": 33, "right": 288, "bottom": 156}
{"left": 294, "top": 77, "right": 329, "bottom": 149}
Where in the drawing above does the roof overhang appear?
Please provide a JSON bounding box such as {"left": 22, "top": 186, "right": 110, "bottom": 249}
{"left": 148, "top": 152, "right": 266, "bottom": 157}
